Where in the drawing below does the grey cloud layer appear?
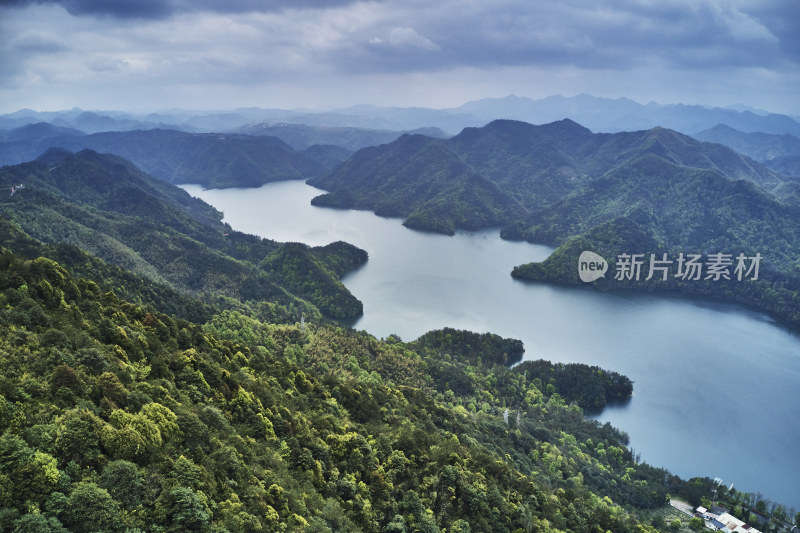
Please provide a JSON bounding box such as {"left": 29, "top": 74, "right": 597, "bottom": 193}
{"left": 383, "top": 1, "right": 796, "bottom": 71}
{"left": 2, "top": 0, "right": 796, "bottom": 71}
{"left": 1, "top": 0, "right": 797, "bottom": 113}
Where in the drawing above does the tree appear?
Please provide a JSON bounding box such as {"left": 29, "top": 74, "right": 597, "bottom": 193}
{"left": 384, "top": 515, "right": 407, "bottom": 533}
{"left": 518, "top": 503, "right": 536, "bottom": 533}
{"left": 64, "top": 482, "right": 121, "bottom": 533}
{"left": 450, "top": 519, "right": 471, "bottom": 533}
{"left": 0, "top": 434, "right": 60, "bottom": 506}
{"left": 98, "top": 460, "right": 144, "bottom": 509}
{"left": 689, "top": 516, "right": 705, "bottom": 531}
{"left": 55, "top": 410, "right": 104, "bottom": 466}
{"left": 170, "top": 455, "right": 202, "bottom": 490}
{"left": 166, "top": 487, "right": 210, "bottom": 531}
{"left": 12, "top": 513, "right": 68, "bottom": 533}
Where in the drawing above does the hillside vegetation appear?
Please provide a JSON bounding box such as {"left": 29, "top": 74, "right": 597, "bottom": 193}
{"left": 0, "top": 234, "right": 684, "bottom": 532}
{"left": 0, "top": 134, "right": 791, "bottom": 532}
{"left": 0, "top": 150, "right": 365, "bottom": 321}
{"left": 310, "top": 119, "right": 784, "bottom": 236}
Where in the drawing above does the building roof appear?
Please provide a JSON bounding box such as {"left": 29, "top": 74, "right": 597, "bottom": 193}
{"left": 716, "top": 513, "right": 762, "bottom": 533}
{"left": 710, "top": 518, "right": 726, "bottom": 530}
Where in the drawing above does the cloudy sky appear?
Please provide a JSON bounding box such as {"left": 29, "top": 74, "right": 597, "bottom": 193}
{"left": 1, "top": 0, "right": 798, "bottom": 114}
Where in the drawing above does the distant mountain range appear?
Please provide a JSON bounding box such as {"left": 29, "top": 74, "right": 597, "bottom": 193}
{"left": 4, "top": 96, "right": 800, "bottom": 185}
{"left": 693, "top": 124, "right": 800, "bottom": 179}
{"left": 3, "top": 100, "right": 800, "bottom": 326}
{"left": 0, "top": 127, "right": 351, "bottom": 188}
{"left": 230, "top": 122, "right": 450, "bottom": 152}
{"left": 453, "top": 94, "right": 800, "bottom": 137}
{"left": 3, "top": 93, "right": 800, "bottom": 138}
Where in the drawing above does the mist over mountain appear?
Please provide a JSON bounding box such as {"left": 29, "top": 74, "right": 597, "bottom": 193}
{"left": 0, "top": 128, "right": 350, "bottom": 188}
{"left": 4, "top": 94, "right": 800, "bottom": 140}
{"left": 452, "top": 95, "right": 800, "bottom": 137}
{"left": 693, "top": 124, "right": 800, "bottom": 179}
{"left": 0, "top": 122, "right": 85, "bottom": 142}
{"left": 232, "top": 123, "right": 450, "bottom": 152}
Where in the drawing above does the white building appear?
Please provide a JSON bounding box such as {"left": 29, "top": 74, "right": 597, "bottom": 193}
{"left": 715, "top": 512, "right": 762, "bottom": 533}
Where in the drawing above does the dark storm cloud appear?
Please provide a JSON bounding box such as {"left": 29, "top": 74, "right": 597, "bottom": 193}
{"left": 182, "top": 0, "right": 365, "bottom": 14}
{"left": 0, "top": 0, "right": 172, "bottom": 18}
{"left": 0, "top": 0, "right": 365, "bottom": 19}
{"left": 60, "top": 0, "right": 173, "bottom": 18}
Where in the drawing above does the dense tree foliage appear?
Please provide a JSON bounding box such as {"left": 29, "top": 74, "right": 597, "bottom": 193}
{"left": 309, "top": 120, "right": 781, "bottom": 237}
{"left": 511, "top": 216, "right": 800, "bottom": 326}
{"left": 411, "top": 327, "right": 525, "bottom": 367}
{"left": 260, "top": 242, "right": 366, "bottom": 319}
{"left": 514, "top": 360, "right": 633, "bottom": 409}
{"left": 0, "top": 139, "right": 789, "bottom": 531}
{"left": 309, "top": 135, "right": 524, "bottom": 236}
{"left": 0, "top": 218, "right": 216, "bottom": 323}
{"left": 0, "top": 235, "right": 685, "bottom": 531}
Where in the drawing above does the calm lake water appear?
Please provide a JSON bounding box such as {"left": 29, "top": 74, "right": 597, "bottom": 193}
{"left": 183, "top": 180, "right": 800, "bottom": 508}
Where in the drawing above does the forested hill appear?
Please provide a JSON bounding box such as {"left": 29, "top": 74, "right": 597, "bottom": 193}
{"left": 310, "top": 119, "right": 800, "bottom": 327}
{"left": 0, "top": 149, "right": 366, "bottom": 320}
{"left": 0, "top": 128, "right": 351, "bottom": 189}
{"left": 308, "top": 119, "right": 785, "bottom": 236}
{"left": 309, "top": 134, "right": 525, "bottom": 235}
{"left": 507, "top": 141, "right": 800, "bottom": 326}
{"left": 0, "top": 234, "right": 723, "bottom": 531}
{"left": 0, "top": 148, "right": 786, "bottom": 531}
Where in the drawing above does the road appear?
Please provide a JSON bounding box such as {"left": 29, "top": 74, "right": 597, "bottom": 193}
{"left": 670, "top": 499, "right": 695, "bottom": 517}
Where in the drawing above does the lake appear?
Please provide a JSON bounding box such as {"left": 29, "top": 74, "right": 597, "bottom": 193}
{"left": 183, "top": 180, "right": 800, "bottom": 508}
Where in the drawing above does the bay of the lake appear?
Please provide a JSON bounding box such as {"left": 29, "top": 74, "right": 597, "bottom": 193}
{"left": 183, "top": 180, "right": 800, "bottom": 508}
